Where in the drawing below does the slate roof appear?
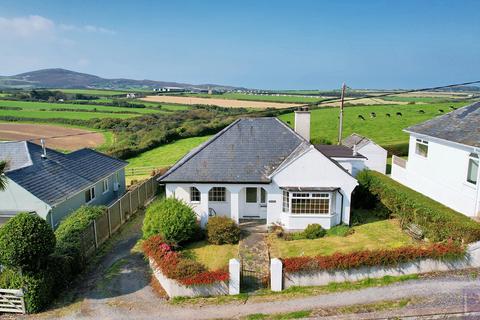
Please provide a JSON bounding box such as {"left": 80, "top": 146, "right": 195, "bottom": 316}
{"left": 0, "top": 141, "right": 32, "bottom": 171}
{"left": 159, "top": 118, "right": 306, "bottom": 183}
{"left": 1, "top": 141, "right": 127, "bottom": 206}
{"left": 405, "top": 102, "right": 480, "bottom": 148}
{"left": 314, "top": 144, "right": 366, "bottom": 159}
{"left": 342, "top": 133, "right": 372, "bottom": 149}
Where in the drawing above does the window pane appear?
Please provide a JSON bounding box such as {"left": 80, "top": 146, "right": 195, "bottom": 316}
{"left": 246, "top": 187, "right": 257, "bottom": 203}
{"left": 415, "top": 142, "right": 428, "bottom": 157}
{"left": 190, "top": 187, "right": 201, "bottom": 202}
{"left": 291, "top": 198, "right": 329, "bottom": 214}
{"left": 209, "top": 187, "right": 226, "bottom": 202}
{"left": 282, "top": 191, "right": 289, "bottom": 212}
{"left": 91, "top": 187, "right": 95, "bottom": 199}
{"left": 85, "top": 190, "right": 91, "bottom": 202}
{"left": 260, "top": 188, "right": 266, "bottom": 203}
{"left": 467, "top": 157, "right": 479, "bottom": 184}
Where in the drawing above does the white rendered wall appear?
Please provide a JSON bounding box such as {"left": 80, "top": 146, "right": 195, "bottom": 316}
{"left": 358, "top": 142, "right": 387, "bottom": 174}
{"left": 392, "top": 134, "right": 479, "bottom": 216}
{"left": 0, "top": 178, "right": 51, "bottom": 218}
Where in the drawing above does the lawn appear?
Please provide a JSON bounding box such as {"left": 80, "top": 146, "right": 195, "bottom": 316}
{"left": 0, "top": 109, "right": 135, "bottom": 120}
{"left": 126, "top": 135, "right": 212, "bottom": 169}
{"left": 279, "top": 102, "right": 467, "bottom": 146}
{"left": 182, "top": 241, "right": 238, "bottom": 270}
{"left": 268, "top": 218, "right": 418, "bottom": 258}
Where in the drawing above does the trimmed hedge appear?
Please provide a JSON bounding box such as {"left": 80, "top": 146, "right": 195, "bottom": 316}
{"left": 0, "top": 213, "right": 56, "bottom": 272}
{"left": 283, "top": 241, "right": 465, "bottom": 273}
{"left": 142, "top": 198, "right": 197, "bottom": 244}
{"left": 142, "top": 235, "right": 229, "bottom": 286}
{"left": 357, "top": 170, "right": 480, "bottom": 243}
{"left": 206, "top": 216, "right": 240, "bottom": 245}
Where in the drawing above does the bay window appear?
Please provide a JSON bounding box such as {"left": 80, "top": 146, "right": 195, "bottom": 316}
{"left": 282, "top": 191, "right": 331, "bottom": 215}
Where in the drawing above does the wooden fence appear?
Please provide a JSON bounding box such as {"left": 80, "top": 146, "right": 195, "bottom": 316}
{"left": 79, "top": 173, "right": 160, "bottom": 261}
{"left": 0, "top": 289, "right": 25, "bottom": 314}
{"left": 125, "top": 166, "right": 159, "bottom": 177}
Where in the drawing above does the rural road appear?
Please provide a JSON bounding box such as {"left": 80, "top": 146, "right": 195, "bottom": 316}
{"left": 15, "top": 211, "right": 480, "bottom": 320}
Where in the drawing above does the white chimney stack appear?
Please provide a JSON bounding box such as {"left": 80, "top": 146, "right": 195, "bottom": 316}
{"left": 40, "top": 138, "right": 47, "bottom": 159}
{"left": 294, "top": 107, "right": 311, "bottom": 141}
{"left": 353, "top": 144, "right": 358, "bottom": 156}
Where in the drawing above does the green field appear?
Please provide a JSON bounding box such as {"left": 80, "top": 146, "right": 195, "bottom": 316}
{"left": 0, "top": 100, "right": 164, "bottom": 120}
{"left": 279, "top": 102, "right": 466, "bottom": 146}
{"left": 182, "top": 92, "right": 322, "bottom": 104}
{"left": 56, "top": 89, "right": 130, "bottom": 96}
{"left": 126, "top": 135, "right": 212, "bottom": 169}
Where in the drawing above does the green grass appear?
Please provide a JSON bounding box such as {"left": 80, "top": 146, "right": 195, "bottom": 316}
{"left": 381, "top": 96, "right": 471, "bottom": 103}
{"left": 126, "top": 135, "right": 212, "bottom": 169}
{"left": 56, "top": 89, "right": 130, "bottom": 96}
{"left": 171, "top": 274, "right": 418, "bottom": 306}
{"left": 0, "top": 109, "right": 135, "bottom": 120}
{"left": 268, "top": 218, "right": 418, "bottom": 258}
{"left": 279, "top": 102, "right": 467, "bottom": 145}
{"left": 182, "top": 92, "right": 322, "bottom": 104}
{"left": 182, "top": 240, "right": 238, "bottom": 270}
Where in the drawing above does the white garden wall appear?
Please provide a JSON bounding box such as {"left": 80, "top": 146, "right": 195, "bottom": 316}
{"left": 278, "top": 241, "right": 480, "bottom": 289}
{"left": 149, "top": 258, "right": 230, "bottom": 298}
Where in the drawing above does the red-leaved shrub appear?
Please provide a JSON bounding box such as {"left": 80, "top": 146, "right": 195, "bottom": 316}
{"left": 282, "top": 241, "right": 465, "bottom": 273}
{"left": 142, "top": 235, "right": 228, "bottom": 286}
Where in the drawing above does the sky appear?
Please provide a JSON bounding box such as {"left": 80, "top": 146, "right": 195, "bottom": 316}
{"left": 0, "top": 0, "right": 479, "bottom": 90}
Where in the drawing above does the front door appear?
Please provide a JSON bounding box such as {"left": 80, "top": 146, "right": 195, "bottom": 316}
{"left": 242, "top": 187, "right": 267, "bottom": 219}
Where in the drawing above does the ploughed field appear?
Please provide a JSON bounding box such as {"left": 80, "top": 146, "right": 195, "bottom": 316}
{"left": 0, "top": 122, "right": 105, "bottom": 150}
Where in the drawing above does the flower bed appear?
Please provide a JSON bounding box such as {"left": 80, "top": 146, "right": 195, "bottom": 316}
{"left": 143, "top": 235, "right": 229, "bottom": 286}
{"left": 282, "top": 242, "right": 465, "bottom": 273}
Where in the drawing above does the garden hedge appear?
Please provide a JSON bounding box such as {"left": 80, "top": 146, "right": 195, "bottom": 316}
{"left": 206, "top": 216, "right": 240, "bottom": 245}
{"left": 357, "top": 170, "right": 480, "bottom": 243}
{"left": 283, "top": 241, "right": 465, "bottom": 273}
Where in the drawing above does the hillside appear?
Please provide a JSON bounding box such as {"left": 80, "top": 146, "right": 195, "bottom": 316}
{"left": 0, "top": 68, "right": 241, "bottom": 91}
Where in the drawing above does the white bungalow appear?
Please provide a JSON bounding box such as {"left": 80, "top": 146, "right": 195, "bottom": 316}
{"left": 391, "top": 102, "right": 480, "bottom": 217}
{"left": 158, "top": 109, "right": 360, "bottom": 230}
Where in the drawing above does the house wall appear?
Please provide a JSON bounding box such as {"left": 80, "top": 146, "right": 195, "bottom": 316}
{"left": 48, "top": 169, "right": 126, "bottom": 228}
{"left": 0, "top": 178, "right": 51, "bottom": 218}
{"left": 358, "top": 142, "right": 387, "bottom": 174}
{"left": 391, "top": 135, "right": 479, "bottom": 216}
{"left": 270, "top": 147, "right": 358, "bottom": 229}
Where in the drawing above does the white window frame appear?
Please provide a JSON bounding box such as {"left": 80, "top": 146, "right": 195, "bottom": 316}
{"left": 102, "top": 179, "right": 109, "bottom": 194}
{"left": 190, "top": 187, "right": 201, "bottom": 203}
{"left": 209, "top": 187, "right": 226, "bottom": 202}
{"left": 85, "top": 187, "right": 96, "bottom": 204}
{"left": 260, "top": 188, "right": 267, "bottom": 205}
{"left": 415, "top": 139, "right": 429, "bottom": 158}
{"left": 283, "top": 191, "right": 332, "bottom": 215}
{"left": 467, "top": 153, "right": 479, "bottom": 185}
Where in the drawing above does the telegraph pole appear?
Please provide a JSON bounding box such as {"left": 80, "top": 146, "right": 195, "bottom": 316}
{"left": 338, "top": 82, "right": 346, "bottom": 145}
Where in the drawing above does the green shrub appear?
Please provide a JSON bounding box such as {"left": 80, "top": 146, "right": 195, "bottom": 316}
{"left": 326, "top": 224, "right": 352, "bottom": 237}
{"left": 0, "top": 213, "right": 56, "bottom": 271}
{"left": 142, "top": 198, "right": 197, "bottom": 244}
{"left": 55, "top": 206, "right": 106, "bottom": 273}
{"left": 0, "top": 268, "right": 55, "bottom": 313}
{"left": 303, "top": 224, "right": 326, "bottom": 239}
{"left": 206, "top": 216, "right": 240, "bottom": 245}
{"left": 357, "top": 170, "right": 480, "bottom": 243}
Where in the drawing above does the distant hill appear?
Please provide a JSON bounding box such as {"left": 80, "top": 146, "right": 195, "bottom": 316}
{"left": 0, "top": 68, "right": 242, "bottom": 91}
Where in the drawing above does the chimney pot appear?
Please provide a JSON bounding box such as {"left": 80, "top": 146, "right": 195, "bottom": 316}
{"left": 40, "top": 138, "right": 47, "bottom": 159}
{"left": 294, "top": 107, "right": 311, "bottom": 141}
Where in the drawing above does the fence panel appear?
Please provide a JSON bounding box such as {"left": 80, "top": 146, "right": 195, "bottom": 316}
{"left": 109, "top": 203, "right": 122, "bottom": 234}
{"left": 120, "top": 195, "right": 131, "bottom": 220}
{"left": 131, "top": 188, "right": 139, "bottom": 213}
{"left": 139, "top": 184, "right": 146, "bottom": 206}
{"left": 95, "top": 211, "right": 110, "bottom": 246}
{"left": 0, "top": 289, "right": 25, "bottom": 314}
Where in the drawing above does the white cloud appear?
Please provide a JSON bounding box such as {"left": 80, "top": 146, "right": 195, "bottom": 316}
{"left": 0, "top": 15, "right": 54, "bottom": 37}
{"left": 60, "top": 23, "right": 116, "bottom": 35}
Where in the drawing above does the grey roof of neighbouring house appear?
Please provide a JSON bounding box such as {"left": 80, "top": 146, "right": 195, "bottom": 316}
{"left": 158, "top": 118, "right": 307, "bottom": 183}
{"left": 0, "top": 141, "right": 127, "bottom": 206}
{"left": 314, "top": 144, "right": 366, "bottom": 159}
{"left": 341, "top": 133, "right": 372, "bottom": 149}
{"left": 405, "top": 102, "right": 480, "bottom": 148}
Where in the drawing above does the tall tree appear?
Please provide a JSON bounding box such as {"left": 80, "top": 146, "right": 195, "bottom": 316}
{"left": 0, "top": 161, "right": 7, "bottom": 191}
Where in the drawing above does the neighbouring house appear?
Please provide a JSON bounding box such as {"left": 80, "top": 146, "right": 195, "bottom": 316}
{"left": 314, "top": 144, "right": 367, "bottom": 177}
{"left": 391, "top": 102, "right": 480, "bottom": 217}
{"left": 126, "top": 93, "right": 136, "bottom": 98}
{"left": 158, "top": 109, "right": 359, "bottom": 230}
{"left": 342, "top": 133, "right": 388, "bottom": 174}
{"left": 0, "top": 140, "right": 127, "bottom": 228}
